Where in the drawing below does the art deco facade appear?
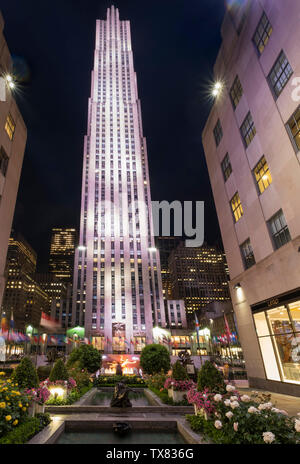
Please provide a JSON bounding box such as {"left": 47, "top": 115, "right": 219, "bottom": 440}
{"left": 169, "top": 243, "right": 230, "bottom": 326}
{"left": 49, "top": 228, "right": 76, "bottom": 282}
{"left": 202, "top": 0, "right": 300, "bottom": 394}
{"left": 0, "top": 12, "right": 27, "bottom": 309}
{"left": 72, "top": 6, "right": 165, "bottom": 351}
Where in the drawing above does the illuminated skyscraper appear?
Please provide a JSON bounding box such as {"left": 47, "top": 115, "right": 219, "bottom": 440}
{"left": 72, "top": 6, "right": 165, "bottom": 352}
{"left": 49, "top": 228, "right": 76, "bottom": 282}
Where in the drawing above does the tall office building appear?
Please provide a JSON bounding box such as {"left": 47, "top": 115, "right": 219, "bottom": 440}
{"left": 202, "top": 0, "right": 300, "bottom": 394}
{"left": 169, "top": 243, "right": 230, "bottom": 326}
{"left": 72, "top": 6, "right": 165, "bottom": 351}
{"left": 2, "top": 232, "right": 49, "bottom": 330}
{"left": 155, "top": 236, "right": 183, "bottom": 299}
{"left": 49, "top": 228, "right": 76, "bottom": 282}
{"left": 0, "top": 12, "right": 27, "bottom": 309}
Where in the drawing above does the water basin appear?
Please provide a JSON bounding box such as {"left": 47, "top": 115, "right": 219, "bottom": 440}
{"left": 56, "top": 430, "right": 186, "bottom": 444}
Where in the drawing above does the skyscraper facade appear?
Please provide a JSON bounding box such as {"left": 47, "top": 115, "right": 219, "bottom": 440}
{"left": 0, "top": 12, "right": 27, "bottom": 309}
{"left": 72, "top": 6, "right": 165, "bottom": 352}
{"left": 202, "top": 1, "right": 300, "bottom": 394}
{"left": 49, "top": 228, "right": 76, "bottom": 282}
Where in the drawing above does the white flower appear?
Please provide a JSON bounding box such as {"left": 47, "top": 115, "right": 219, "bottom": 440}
{"left": 230, "top": 396, "right": 238, "bottom": 402}
{"left": 279, "top": 410, "right": 288, "bottom": 416}
{"left": 271, "top": 407, "right": 280, "bottom": 413}
{"left": 225, "top": 411, "right": 233, "bottom": 419}
{"left": 233, "top": 422, "right": 238, "bottom": 432}
{"left": 224, "top": 399, "right": 231, "bottom": 406}
{"left": 263, "top": 431, "right": 275, "bottom": 444}
{"left": 295, "top": 419, "right": 300, "bottom": 433}
{"left": 297, "top": 412, "right": 300, "bottom": 417}
{"left": 241, "top": 395, "right": 251, "bottom": 403}
{"left": 215, "top": 412, "right": 221, "bottom": 418}
{"left": 230, "top": 401, "right": 240, "bottom": 409}
{"left": 248, "top": 406, "right": 258, "bottom": 414}
{"left": 258, "top": 402, "right": 273, "bottom": 411}
{"left": 226, "top": 384, "right": 235, "bottom": 392}
{"left": 214, "top": 420, "right": 222, "bottom": 430}
{"left": 214, "top": 394, "right": 222, "bottom": 402}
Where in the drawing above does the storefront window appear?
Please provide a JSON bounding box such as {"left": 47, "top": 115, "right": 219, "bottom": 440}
{"left": 254, "top": 301, "right": 300, "bottom": 384}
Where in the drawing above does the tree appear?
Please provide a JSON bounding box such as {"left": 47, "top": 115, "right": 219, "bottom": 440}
{"left": 197, "top": 361, "right": 226, "bottom": 393}
{"left": 13, "top": 357, "right": 39, "bottom": 390}
{"left": 49, "top": 359, "right": 69, "bottom": 382}
{"left": 171, "top": 360, "right": 188, "bottom": 380}
{"left": 140, "top": 344, "right": 170, "bottom": 375}
{"left": 67, "top": 344, "right": 102, "bottom": 373}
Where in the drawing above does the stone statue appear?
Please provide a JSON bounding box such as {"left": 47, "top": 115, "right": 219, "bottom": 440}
{"left": 113, "top": 422, "right": 132, "bottom": 435}
{"left": 110, "top": 382, "right": 133, "bottom": 408}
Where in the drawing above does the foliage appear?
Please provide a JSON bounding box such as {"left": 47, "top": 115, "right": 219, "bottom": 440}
{"left": 0, "top": 373, "right": 31, "bottom": 437}
{"left": 93, "top": 375, "right": 146, "bottom": 388}
{"left": 197, "top": 361, "right": 226, "bottom": 394}
{"left": 67, "top": 366, "right": 91, "bottom": 390}
{"left": 145, "top": 372, "right": 167, "bottom": 390}
{"left": 164, "top": 378, "right": 195, "bottom": 392}
{"left": 67, "top": 345, "right": 102, "bottom": 373}
{"left": 0, "top": 413, "right": 51, "bottom": 444}
{"left": 140, "top": 344, "right": 170, "bottom": 375}
{"left": 45, "top": 385, "right": 92, "bottom": 405}
{"left": 49, "top": 359, "right": 69, "bottom": 382}
{"left": 0, "top": 367, "right": 13, "bottom": 377}
{"left": 37, "top": 365, "right": 51, "bottom": 381}
{"left": 172, "top": 360, "right": 189, "bottom": 381}
{"left": 148, "top": 385, "right": 189, "bottom": 406}
{"left": 12, "top": 357, "right": 39, "bottom": 390}
{"left": 26, "top": 386, "right": 51, "bottom": 405}
{"left": 186, "top": 386, "right": 300, "bottom": 444}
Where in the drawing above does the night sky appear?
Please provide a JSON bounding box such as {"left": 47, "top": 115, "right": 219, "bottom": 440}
{"left": 1, "top": 0, "right": 225, "bottom": 271}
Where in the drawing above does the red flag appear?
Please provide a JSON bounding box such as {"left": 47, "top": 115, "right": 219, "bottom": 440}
{"left": 40, "top": 312, "right": 60, "bottom": 330}
{"left": 130, "top": 338, "right": 134, "bottom": 345}
{"left": 224, "top": 313, "right": 231, "bottom": 344}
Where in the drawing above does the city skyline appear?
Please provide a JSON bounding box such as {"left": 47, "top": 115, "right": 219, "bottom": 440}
{"left": 0, "top": 0, "right": 225, "bottom": 271}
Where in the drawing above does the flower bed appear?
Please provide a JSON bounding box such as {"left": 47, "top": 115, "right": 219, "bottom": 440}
{"left": 164, "top": 378, "right": 195, "bottom": 392}
{"left": 0, "top": 372, "right": 31, "bottom": 437}
{"left": 0, "top": 413, "right": 51, "bottom": 444}
{"left": 186, "top": 384, "right": 300, "bottom": 444}
{"left": 93, "top": 375, "right": 146, "bottom": 388}
{"left": 147, "top": 385, "right": 189, "bottom": 406}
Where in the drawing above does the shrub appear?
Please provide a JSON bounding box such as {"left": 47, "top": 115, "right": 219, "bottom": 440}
{"left": 93, "top": 375, "right": 146, "bottom": 388}
{"left": 49, "top": 359, "right": 69, "bottom": 382}
{"left": 172, "top": 361, "right": 188, "bottom": 381}
{"left": 148, "top": 385, "right": 189, "bottom": 406}
{"left": 0, "top": 373, "right": 31, "bottom": 437}
{"left": 12, "top": 357, "right": 39, "bottom": 390}
{"left": 67, "top": 367, "right": 91, "bottom": 390}
{"left": 67, "top": 345, "right": 102, "bottom": 373}
{"left": 140, "top": 344, "right": 170, "bottom": 375}
{"left": 0, "top": 413, "right": 51, "bottom": 444}
{"left": 145, "top": 372, "right": 167, "bottom": 390}
{"left": 197, "top": 361, "right": 226, "bottom": 394}
{"left": 37, "top": 365, "right": 51, "bottom": 381}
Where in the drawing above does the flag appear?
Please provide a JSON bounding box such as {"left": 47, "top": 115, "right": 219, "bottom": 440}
{"left": 1, "top": 313, "right": 7, "bottom": 332}
{"left": 195, "top": 312, "right": 200, "bottom": 348}
{"left": 130, "top": 338, "right": 134, "bottom": 345}
{"left": 40, "top": 312, "right": 60, "bottom": 330}
{"left": 224, "top": 313, "right": 231, "bottom": 344}
{"left": 50, "top": 336, "right": 57, "bottom": 345}
{"left": 124, "top": 339, "right": 130, "bottom": 347}
{"left": 9, "top": 311, "right": 14, "bottom": 329}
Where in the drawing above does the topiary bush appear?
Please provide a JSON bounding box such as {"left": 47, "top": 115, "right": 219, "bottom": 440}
{"left": 67, "top": 345, "right": 102, "bottom": 373}
{"left": 12, "top": 357, "right": 39, "bottom": 390}
{"left": 140, "top": 344, "right": 170, "bottom": 375}
{"left": 49, "top": 359, "right": 69, "bottom": 382}
{"left": 197, "top": 361, "right": 226, "bottom": 394}
{"left": 172, "top": 360, "right": 189, "bottom": 380}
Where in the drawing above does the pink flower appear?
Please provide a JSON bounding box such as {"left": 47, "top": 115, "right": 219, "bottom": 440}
{"left": 233, "top": 422, "right": 238, "bottom": 432}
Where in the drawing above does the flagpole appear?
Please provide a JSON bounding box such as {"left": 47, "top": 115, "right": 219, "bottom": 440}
{"left": 194, "top": 312, "right": 203, "bottom": 368}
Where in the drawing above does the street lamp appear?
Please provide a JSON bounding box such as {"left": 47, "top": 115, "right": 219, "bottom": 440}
{"left": 212, "top": 81, "right": 223, "bottom": 98}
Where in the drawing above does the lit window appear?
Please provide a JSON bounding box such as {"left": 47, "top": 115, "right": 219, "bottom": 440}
{"left": 221, "top": 153, "right": 232, "bottom": 182}
{"left": 240, "top": 112, "right": 256, "bottom": 148}
{"left": 268, "top": 51, "right": 293, "bottom": 98}
{"left": 240, "top": 239, "right": 255, "bottom": 270}
{"left": 268, "top": 210, "right": 291, "bottom": 250}
{"left": 253, "top": 12, "right": 273, "bottom": 55}
{"left": 230, "top": 76, "right": 243, "bottom": 109}
{"left": 286, "top": 106, "right": 300, "bottom": 151}
{"left": 253, "top": 155, "right": 272, "bottom": 194}
{"left": 4, "top": 113, "right": 15, "bottom": 140}
{"left": 230, "top": 192, "right": 243, "bottom": 223}
{"left": 213, "top": 119, "right": 223, "bottom": 147}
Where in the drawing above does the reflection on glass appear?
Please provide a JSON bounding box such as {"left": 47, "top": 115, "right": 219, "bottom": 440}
{"left": 288, "top": 301, "right": 300, "bottom": 332}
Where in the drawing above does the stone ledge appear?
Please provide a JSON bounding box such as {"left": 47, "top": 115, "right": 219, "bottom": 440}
{"left": 27, "top": 420, "right": 65, "bottom": 445}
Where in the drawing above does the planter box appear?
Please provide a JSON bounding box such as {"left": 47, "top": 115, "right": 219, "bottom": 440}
{"left": 35, "top": 404, "right": 46, "bottom": 414}
{"left": 28, "top": 403, "right": 36, "bottom": 417}
{"left": 169, "top": 389, "right": 188, "bottom": 403}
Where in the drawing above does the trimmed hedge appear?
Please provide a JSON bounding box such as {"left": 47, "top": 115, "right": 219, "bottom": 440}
{"left": 49, "top": 359, "right": 69, "bottom": 382}
{"left": 197, "top": 361, "right": 226, "bottom": 394}
{"left": 12, "top": 357, "right": 39, "bottom": 390}
{"left": 93, "top": 375, "right": 146, "bottom": 388}
{"left": 0, "top": 413, "right": 51, "bottom": 444}
{"left": 140, "top": 344, "right": 170, "bottom": 375}
{"left": 37, "top": 365, "right": 52, "bottom": 381}
{"left": 46, "top": 384, "right": 92, "bottom": 405}
{"left": 148, "top": 386, "right": 189, "bottom": 406}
